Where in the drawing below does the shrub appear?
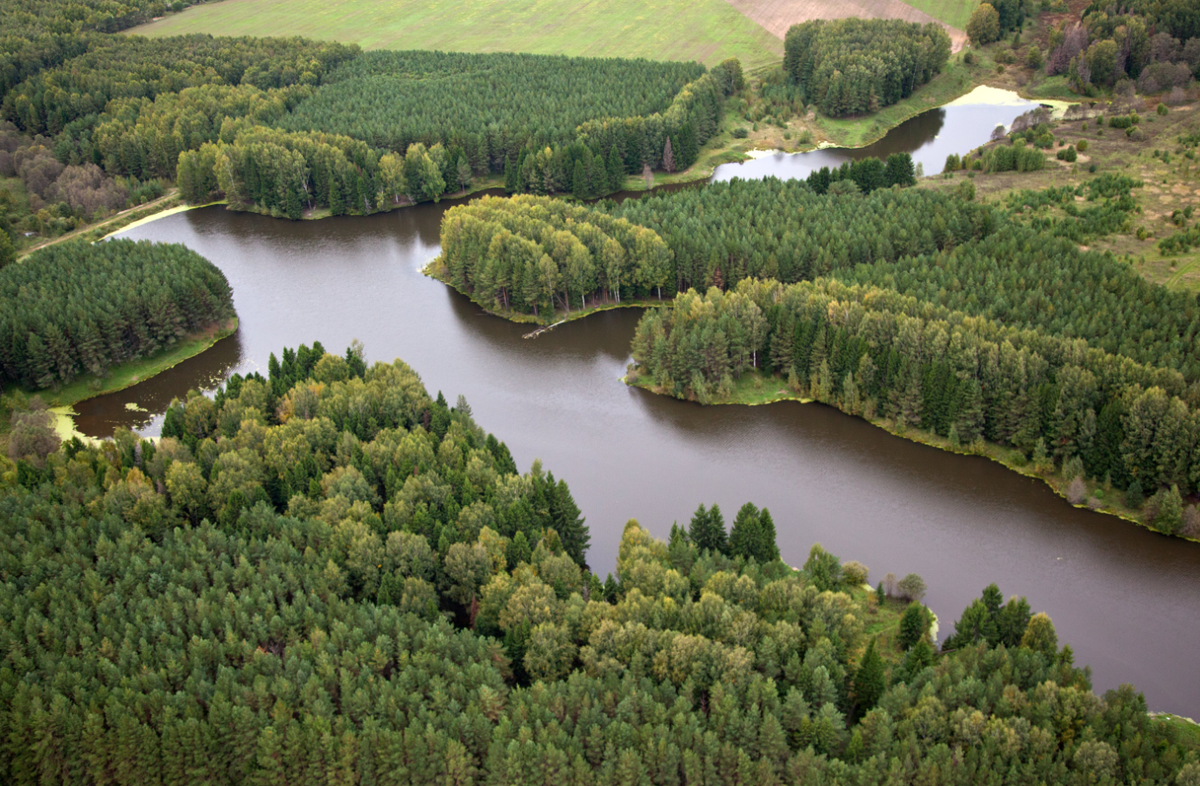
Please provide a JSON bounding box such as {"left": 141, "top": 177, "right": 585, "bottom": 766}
{"left": 897, "top": 573, "right": 927, "bottom": 602}
{"left": 1077, "top": 139, "right": 1088, "bottom": 152}
{"left": 1057, "top": 145, "right": 1077, "bottom": 162}
{"left": 842, "top": 560, "right": 869, "bottom": 586}
{"left": 1065, "top": 477, "right": 1087, "bottom": 504}
{"left": 1157, "top": 103, "right": 1168, "bottom": 116}
{"left": 731, "top": 127, "right": 749, "bottom": 138}
{"left": 1026, "top": 45, "right": 1043, "bottom": 70}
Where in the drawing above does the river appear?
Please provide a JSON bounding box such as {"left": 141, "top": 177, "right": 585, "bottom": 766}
{"left": 76, "top": 89, "right": 1200, "bottom": 716}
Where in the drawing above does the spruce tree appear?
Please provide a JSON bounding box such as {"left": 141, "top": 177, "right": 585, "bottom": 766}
{"left": 606, "top": 145, "right": 625, "bottom": 192}
{"left": 852, "top": 638, "right": 886, "bottom": 717}
{"left": 688, "top": 503, "right": 728, "bottom": 554}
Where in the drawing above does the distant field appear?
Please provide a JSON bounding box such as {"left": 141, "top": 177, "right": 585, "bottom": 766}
{"left": 129, "top": 0, "right": 785, "bottom": 70}
{"left": 897, "top": 0, "right": 977, "bottom": 32}
{"left": 723, "top": 0, "right": 973, "bottom": 50}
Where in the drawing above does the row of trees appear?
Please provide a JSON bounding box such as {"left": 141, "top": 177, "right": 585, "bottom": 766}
{"left": 2, "top": 344, "right": 1192, "bottom": 784}
{"left": 783, "top": 19, "right": 952, "bottom": 117}
{"left": 630, "top": 276, "right": 1200, "bottom": 516}
{"left": 437, "top": 195, "right": 673, "bottom": 318}
{"left": 0, "top": 239, "right": 234, "bottom": 389}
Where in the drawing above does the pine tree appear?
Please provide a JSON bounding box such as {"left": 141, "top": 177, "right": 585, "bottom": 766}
{"left": 606, "top": 145, "right": 625, "bottom": 192}
{"left": 504, "top": 154, "right": 517, "bottom": 194}
{"left": 852, "top": 638, "right": 886, "bottom": 717}
{"left": 729, "top": 502, "right": 762, "bottom": 561}
{"left": 572, "top": 160, "right": 587, "bottom": 201}
{"left": 688, "top": 503, "right": 728, "bottom": 554}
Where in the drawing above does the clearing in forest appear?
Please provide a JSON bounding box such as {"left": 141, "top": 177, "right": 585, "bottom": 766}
{"left": 723, "top": 0, "right": 971, "bottom": 52}
{"left": 129, "top": 0, "right": 784, "bottom": 70}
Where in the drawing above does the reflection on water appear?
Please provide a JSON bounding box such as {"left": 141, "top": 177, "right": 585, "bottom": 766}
{"left": 712, "top": 86, "right": 1037, "bottom": 181}
{"left": 74, "top": 89, "right": 1200, "bottom": 718}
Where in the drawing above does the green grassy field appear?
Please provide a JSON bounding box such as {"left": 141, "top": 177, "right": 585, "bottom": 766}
{"left": 900, "top": 0, "right": 977, "bottom": 32}
{"left": 130, "top": 0, "right": 784, "bottom": 69}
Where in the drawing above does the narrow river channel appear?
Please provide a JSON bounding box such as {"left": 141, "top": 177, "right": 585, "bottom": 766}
{"left": 75, "top": 89, "right": 1200, "bottom": 716}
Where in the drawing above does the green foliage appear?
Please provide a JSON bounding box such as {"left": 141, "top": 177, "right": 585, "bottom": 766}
{"left": 0, "top": 239, "right": 233, "bottom": 389}
{"left": 942, "top": 583, "right": 1033, "bottom": 651}
{"left": 4, "top": 34, "right": 357, "bottom": 137}
{"left": 279, "top": 49, "right": 706, "bottom": 165}
{"left": 1082, "top": 0, "right": 1199, "bottom": 41}
{"left": 784, "top": 19, "right": 952, "bottom": 117}
{"left": 728, "top": 501, "right": 780, "bottom": 563}
{"left": 0, "top": 345, "right": 1193, "bottom": 783}
{"left": 438, "top": 194, "right": 672, "bottom": 318}
{"left": 898, "top": 602, "right": 930, "bottom": 649}
{"left": 967, "top": 3, "right": 1002, "bottom": 45}
{"left": 982, "top": 139, "right": 1046, "bottom": 173}
{"left": 632, "top": 272, "right": 1200, "bottom": 498}
{"left": 688, "top": 502, "right": 728, "bottom": 554}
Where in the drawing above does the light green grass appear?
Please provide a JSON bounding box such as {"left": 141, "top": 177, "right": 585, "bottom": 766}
{"left": 813, "top": 51, "right": 986, "bottom": 148}
{"left": 899, "top": 0, "right": 977, "bottom": 31}
{"left": 6, "top": 318, "right": 240, "bottom": 411}
{"left": 130, "top": 0, "right": 784, "bottom": 70}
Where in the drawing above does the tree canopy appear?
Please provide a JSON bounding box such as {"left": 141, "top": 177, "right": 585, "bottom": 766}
{"left": 0, "top": 238, "right": 234, "bottom": 389}
{"left": 0, "top": 345, "right": 1194, "bottom": 784}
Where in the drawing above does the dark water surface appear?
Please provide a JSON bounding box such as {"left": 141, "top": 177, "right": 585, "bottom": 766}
{"left": 82, "top": 95, "right": 1200, "bottom": 716}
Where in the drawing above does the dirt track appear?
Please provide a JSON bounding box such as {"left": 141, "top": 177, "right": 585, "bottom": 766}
{"left": 725, "top": 0, "right": 968, "bottom": 53}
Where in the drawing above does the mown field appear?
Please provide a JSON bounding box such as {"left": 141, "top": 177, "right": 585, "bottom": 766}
{"left": 130, "top": 0, "right": 785, "bottom": 69}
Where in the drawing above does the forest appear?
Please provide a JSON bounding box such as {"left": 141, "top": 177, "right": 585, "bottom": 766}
{"left": 630, "top": 275, "right": 1200, "bottom": 535}
{"left": 0, "top": 239, "right": 234, "bottom": 389}
{"left": 162, "top": 52, "right": 735, "bottom": 216}
{"left": 434, "top": 160, "right": 922, "bottom": 318}
{"left": 440, "top": 174, "right": 1200, "bottom": 386}
{"left": 2, "top": 343, "right": 1196, "bottom": 785}
{"left": 782, "top": 19, "right": 952, "bottom": 117}
{"left": 1045, "top": 0, "right": 1199, "bottom": 94}
{"left": 278, "top": 51, "right": 706, "bottom": 169}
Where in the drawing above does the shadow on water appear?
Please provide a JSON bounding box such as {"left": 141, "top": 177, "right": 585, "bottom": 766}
{"left": 81, "top": 90, "right": 1200, "bottom": 717}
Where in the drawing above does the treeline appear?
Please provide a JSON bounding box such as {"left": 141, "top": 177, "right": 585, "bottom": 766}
{"left": 783, "top": 19, "right": 952, "bottom": 118}
{"left": 2, "top": 346, "right": 1195, "bottom": 784}
{"left": 177, "top": 126, "right": 383, "bottom": 217}
{"left": 0, "top": 0, "right": 208, "bottom": 101}
{"left": 93, "top": 82, "right": 312, "bottom": 180}
{"left": 1046, "top": 2, "right": 1199, "bottom": 93}
{"left": 3, "top": 34, "right": 358, "bottom": 138}
{"left": 601, "top": 176, "right": 1200, "bottom": 380}
{"left": 168, "top": 53, "right": 740, "bottom": 216}
{"left": 435, "top": 171, "right": 945, "bottom": 319}
{"left": 437, "top": 195, "right": 672, "bottom": 317}
{"left": 0, "top": 239, "right": 233, "bottom": 389}
{"left": 631, "top": 277, "right": 1200, "bottom": 528}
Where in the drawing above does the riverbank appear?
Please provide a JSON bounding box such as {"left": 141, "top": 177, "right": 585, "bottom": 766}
{"left": 1, "top": 318, "right": 238, "bottom": 447}
{"left": 624, "top": 365, "right": 1194, "bottom": 543}
{"left": 17, "top": 190, "right": 183, "bottom": 260}
{"left": 422, "top": 256, "right": 666, "bottom": 328}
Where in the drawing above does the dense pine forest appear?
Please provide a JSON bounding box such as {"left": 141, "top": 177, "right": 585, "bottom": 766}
{"left": 433, "top": 161, "right": 920, "bottom": 317}
{"left": 783, "top": 19, "right": 952, "bottom": 118}
{"left": 0, "top": 7, "right": 738, "bottom": 243}
{"left": 0, "top": 239, "right": 234, "bottom": 389}
{"left": 439, "top": 174, "right": 1200, "bottom": 532}
{"left": 278, "top": 51, "right": 706, "bottom": 168}
{"left": 2, "top": 345, "right": 1196, "bottom": 784}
